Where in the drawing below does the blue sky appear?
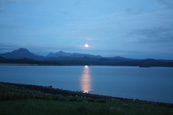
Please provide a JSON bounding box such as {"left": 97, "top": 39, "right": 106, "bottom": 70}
{"left": 0, "top": 0, "right": 173, "bottom": 59}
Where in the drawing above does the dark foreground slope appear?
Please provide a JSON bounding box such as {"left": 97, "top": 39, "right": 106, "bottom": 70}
{"left": 0, "top": 82, "right": 172, "bottom": 115}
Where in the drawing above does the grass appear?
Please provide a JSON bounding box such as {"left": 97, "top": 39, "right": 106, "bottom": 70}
{"left": 0, "top": 84, "right": 173, "bottom": 115}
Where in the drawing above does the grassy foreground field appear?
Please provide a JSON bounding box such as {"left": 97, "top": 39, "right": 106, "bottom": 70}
{"left": 0, "top": 82, "right": 173, "bottom": 115}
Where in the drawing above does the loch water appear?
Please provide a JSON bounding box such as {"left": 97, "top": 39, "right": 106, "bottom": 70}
{"left": 0, "top": 65, "right": 173, "bottom": 103}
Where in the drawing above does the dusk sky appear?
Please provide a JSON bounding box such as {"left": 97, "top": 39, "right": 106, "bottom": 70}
{"left": 0, "top": 0, "right": 173, "bottom": 59}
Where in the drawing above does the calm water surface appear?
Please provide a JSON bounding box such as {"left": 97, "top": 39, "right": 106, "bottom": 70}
{"left": 0, "top": 65, "right": 173, "bottom": 103}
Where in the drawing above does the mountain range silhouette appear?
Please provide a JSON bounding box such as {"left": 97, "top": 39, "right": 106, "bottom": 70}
{"left": 0, "top": 48, "right": 173, "bottom": 67}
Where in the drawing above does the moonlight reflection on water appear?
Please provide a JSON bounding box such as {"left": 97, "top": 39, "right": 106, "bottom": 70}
{"left": 81, "top": 65, "right": 92, "bottom": 93}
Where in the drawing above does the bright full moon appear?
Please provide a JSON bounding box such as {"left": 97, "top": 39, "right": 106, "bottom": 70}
{"left": 84, "top": 44, "right": 89, "bottom": 48}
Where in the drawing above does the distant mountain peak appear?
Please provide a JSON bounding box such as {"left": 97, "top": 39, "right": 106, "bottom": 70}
{"left": 47, "top": 51, "right": 102, "bottom": 58}
{"left": 56, "top": 51, "right": 66, "bottom": 54}
{"left": 14, "top": 48, "right": 30, "bottom": 53}
{"left": 58, "top": 51, "right": 65, "bottom": 53}
{"left": 17, "top": 48, "right": 28, "bottom": 51}
{"left": 0, "top": 48, "right": 44, "bottom": 60}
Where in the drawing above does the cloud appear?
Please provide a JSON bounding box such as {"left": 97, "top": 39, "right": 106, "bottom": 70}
{"left": 74, "top": 1, "right": 80, "bottom": 6}
{"left": 0, "top": 0, "right": 35, "bottom": 6}
{"left": 5, "top": 0, "right": 17, "bottom": 4}
{"left": 125, "top": 8, "right": 143, "bottom": 15}
{"left": 0, "top": 8, "right": 5, "bottom": 12}
{"left": 130, "top": 26, "right": 173, "bottom": 43}
{"left": 0, "top": 0, "right": 17, "bottom": 5}
{"left": 0, "top": 43, "right": 20, "bottom": 53}
{"left": 0, "top": 24, "right": 18, "bottom": 28}
{"left": 61, "top": 11, "right": 68, "bottom": 15}
{"left": 0, "top": 0, "right": 17, "bottom": 13}
{"left": 157, "top": 0, "right": 173, "bottom": 9}
{"left": 78, "top": 37, "right": 98, "bottom": 41}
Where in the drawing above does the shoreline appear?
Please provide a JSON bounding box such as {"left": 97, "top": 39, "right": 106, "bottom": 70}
{"left": 1, "top": 63, "right": 173, "bottom": 68}
{"left": 0, "top": 81, "right": 172, "bottom": 108}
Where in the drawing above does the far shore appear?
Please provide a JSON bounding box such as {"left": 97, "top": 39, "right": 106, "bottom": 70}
{"left": 0, "top": 63, "right": 39, "bottom": 66}
{"left": 1, "top": 63, "right": 173, "bottom": 68}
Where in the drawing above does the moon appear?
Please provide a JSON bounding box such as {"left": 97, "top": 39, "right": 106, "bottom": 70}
{"left": 84, "top": 44, "right": 89, "bottom": 48}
